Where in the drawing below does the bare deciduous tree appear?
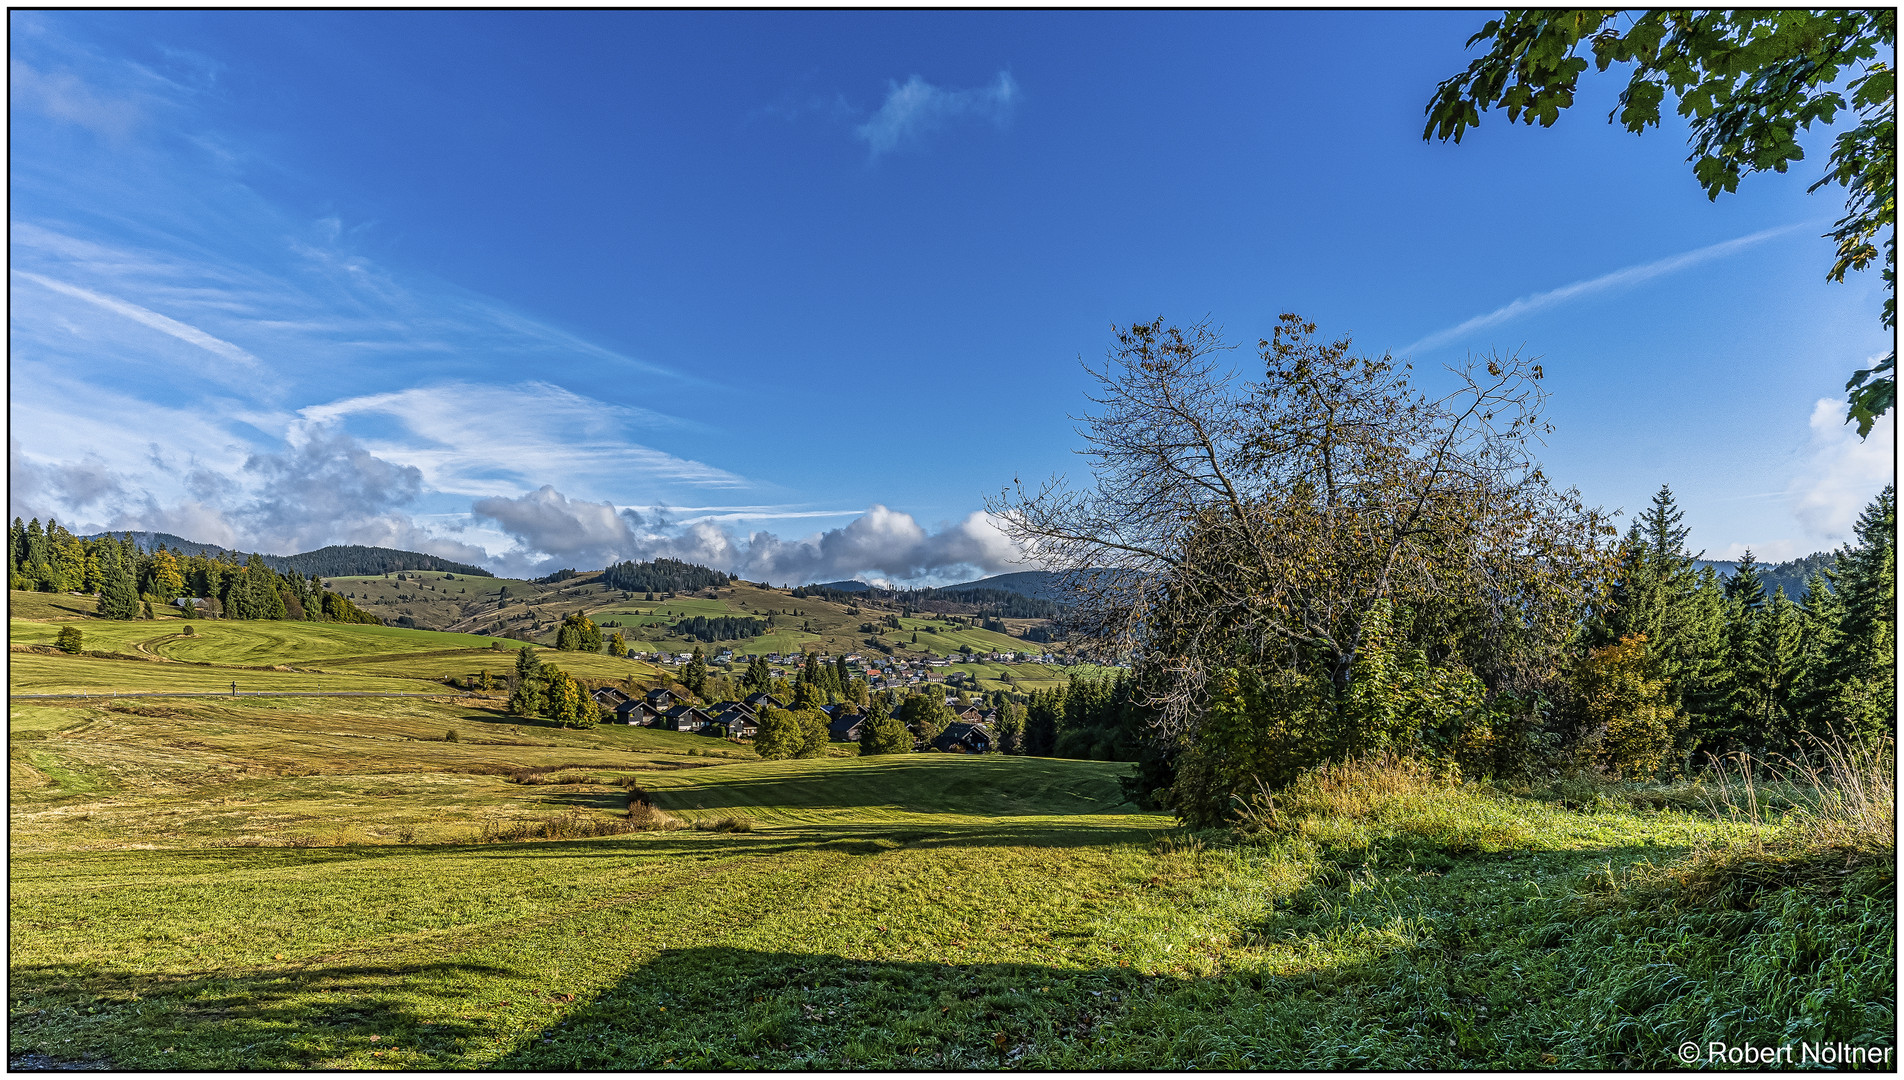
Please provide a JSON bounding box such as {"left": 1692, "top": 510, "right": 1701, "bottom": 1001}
{"left": 990, "top": 314, "right": 1616, "bottom": 742}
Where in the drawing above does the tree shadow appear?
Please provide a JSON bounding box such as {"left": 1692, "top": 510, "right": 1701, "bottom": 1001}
{"left": 10, "top": 837, "right": 1736, "bottom": 1071}
{"left": 8, "top": 956, "right": 518, "bottom": 1071}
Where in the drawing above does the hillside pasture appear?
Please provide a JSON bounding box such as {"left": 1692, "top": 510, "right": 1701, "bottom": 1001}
{"left": 7, "top": 653, "right": 452, "bottom": 696}
{"left": 7, "top": 589, "right": 107, "bottom": 620}
{"left": 10, "top": 618, "right": 503, "bottom": 664}
{"left": 891, "top": 616, "right": 1027, "bottom": 658}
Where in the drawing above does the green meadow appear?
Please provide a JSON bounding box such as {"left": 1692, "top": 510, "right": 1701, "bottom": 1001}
{"left": 8, "top": 611, "right": 1894, "bottom": 1070}
{"left": 9, "top": 608, "right": 664, "bottom": 690}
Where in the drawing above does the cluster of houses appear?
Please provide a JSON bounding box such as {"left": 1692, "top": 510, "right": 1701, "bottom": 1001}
{"left": 587, "top": 685, "right": 998, "bottom": 753}
{"left": 629, "top": 648, "right": 1064, "bottom": 686}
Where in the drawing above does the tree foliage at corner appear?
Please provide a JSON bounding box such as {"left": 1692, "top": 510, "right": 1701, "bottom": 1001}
{"left": 1424, "top": 9, "right": 1896, "bottom": 435}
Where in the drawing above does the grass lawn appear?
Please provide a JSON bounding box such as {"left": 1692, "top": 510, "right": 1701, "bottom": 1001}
{"left": 8, "top": 614, "right": 1892, "bottom": 1070}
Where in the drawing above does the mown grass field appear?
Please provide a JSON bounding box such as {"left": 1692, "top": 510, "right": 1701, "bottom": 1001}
{"left": 8, "top": 613, "right": 1893, "bottom": 1070}
{"left": 8, "top": 616, "right": 663, "bottom": 690}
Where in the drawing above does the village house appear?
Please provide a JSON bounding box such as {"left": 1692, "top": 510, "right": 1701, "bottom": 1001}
{"left": 711, "top": 708, "right": 759, "bottom": 739}
{"left": 827, "top": 712, "right": 865, "bottom": 742}
{"left": 591, "top": 686, "right": 631, "bottom": 710}
{"left": 742, "top": 691, "right": 788, "bottom": 713}
{"left": 932, "top": 722, "right": 994, "bottom": 754}
{"left": 654, "top": 703, "right": 714, "bottom": 734}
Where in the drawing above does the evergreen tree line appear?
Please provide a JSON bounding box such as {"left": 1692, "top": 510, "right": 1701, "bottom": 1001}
{"left": 9, "top": 519, "right": 380, "bottom": 624}
{"left": 76, "top": 532, "right": 490, "bottom": 579}
{"left": 669, "top": 615, "right": 767, "bottom": 642}
{"left": 789, "top": 582, "right": 1065, "bottom": 621}
{"left": 601, "top": 558, "right": 733, "bottom": 594}
{"left": 1692, "top": 550, "right": 1838, "bottom": 601}
{"left": 1579, "top": 484, "right": 1896, "bottom": 765}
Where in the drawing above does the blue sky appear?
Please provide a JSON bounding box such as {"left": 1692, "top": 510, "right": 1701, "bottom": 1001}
{"left": 10, "top": 11, "right": 1893, "bottom": 582}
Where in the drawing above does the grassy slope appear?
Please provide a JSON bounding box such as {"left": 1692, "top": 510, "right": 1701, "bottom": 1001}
{"left": 7, "top": 590, "right": 104, "bottom": 620}
{"left": 8, "top": 618, "right": 664, "bottom": 693}
{"left": 322, "top": 573, "right": 1066, "bottom": 667}
{"left": 7, "top": 654, "right": 450, "bottom": 695}
{"left": 9, "top": 621, "right": 1889, "bottom": 1070}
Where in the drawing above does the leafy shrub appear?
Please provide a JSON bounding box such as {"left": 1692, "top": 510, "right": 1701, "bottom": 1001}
{"left": 1574, "top": 634, "right": 1682, "bottom": 779}
{"left": 54, "top": 626, "right": 83, "bottom": 654}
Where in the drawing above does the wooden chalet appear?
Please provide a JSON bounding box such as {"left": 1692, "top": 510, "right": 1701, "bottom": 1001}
{"left": 654, "top": 704, "right": 715, "bottom": 734}
{"left": 591, "top": 686, "right": 632, "bottom": 710}
{"left": 827, "top": 712, "right": 865, "bottom": 742}
{"left": 932, "top": 722, "right": 994, "bottom": 754}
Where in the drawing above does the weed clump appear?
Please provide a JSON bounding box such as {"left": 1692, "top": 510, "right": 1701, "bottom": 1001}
{"left": 443, "top": 728, "right": 459, "bottom": 743}
{"left": 694, "top": 815, "right": 756, "bottom": 833}
{"left": 474, "top": 809, "right": 658, "bottom": 842}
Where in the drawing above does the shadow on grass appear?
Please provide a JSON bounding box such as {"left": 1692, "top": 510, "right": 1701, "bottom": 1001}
{"left": 8, "top": 956, "right": 519, "bottom": 1071}
{"left": 11, "top": 838, "right": 1753, "bottom": 1071}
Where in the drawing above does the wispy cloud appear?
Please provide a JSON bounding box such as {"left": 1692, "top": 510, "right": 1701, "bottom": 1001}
{"left": 9, "top": 56, "right": 142, "bottom": 139}
{"left": 299, "top": 382, "right": 744, "bottom": 498}
{"left": 13, "top": 269, "right": 263, "bottom": 371}
{"left": 855, "top": 72, "right": 1018, "bottom": 157}
{"left": 1402, "top": 224, "right": 1807, "bottom": 355}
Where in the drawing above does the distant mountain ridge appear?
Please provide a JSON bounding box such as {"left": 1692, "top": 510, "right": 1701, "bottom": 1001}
{"left": 1694, "top": 551, "right": 1836, "bottom": 599}
{"left": 84, "top": 532, "right": 494, "bottom": 579}
{"left": 936, "top": 570, "right": 1081, "bottom": 602}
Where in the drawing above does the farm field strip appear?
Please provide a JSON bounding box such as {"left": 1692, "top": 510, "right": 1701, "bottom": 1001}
{"left": 6, "top": 654, "right": 452, "bottom": 695}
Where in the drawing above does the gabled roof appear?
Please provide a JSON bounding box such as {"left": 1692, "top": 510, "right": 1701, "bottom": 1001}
{"left": 932, "top": 721, "right": 994, "bottom": 752}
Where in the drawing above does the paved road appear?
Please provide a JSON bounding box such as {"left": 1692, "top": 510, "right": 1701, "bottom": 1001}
{"left": 13, "top": 691, "right": 492, "bottom": 700}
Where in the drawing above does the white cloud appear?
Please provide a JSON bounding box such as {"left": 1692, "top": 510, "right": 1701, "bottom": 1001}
{"left": 471, "top": 486, "right": 644, "bottom": 571}
{"left": 1402, "top": 224, "right": 1806, "bottom": 355}
{"left": 299, "top": 382, "right": 742, "bottom": 498}
{"left": 855, "top": 72, "right": 1018, "bottom": 157}
{"left": 1787, "top": 396, "right": 1895, "bottom": 541}
{"left": 469, "top": 487, "right": 1030, "bottom": 585}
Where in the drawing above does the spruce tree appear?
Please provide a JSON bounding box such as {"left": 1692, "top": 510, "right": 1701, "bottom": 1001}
{"left": 514, "top": 645, "right": 545, "bottom": 683}
{"left": 743, "top": 655, "right": 771, "bottom": 694}
{"left": 685, "top": 647, "right": 708, "bottom": 699}
{"left": 1815, "top": 485, "right": 1897, "bottom": 737}
{"left": 1754, "top": 588, "right": 1804, "bottom": 750}
{"left": 857, "top": 697, "right": 911, "bottom": 756}
{"left": 95, "top": 543, "right": 140, "bottom": 620}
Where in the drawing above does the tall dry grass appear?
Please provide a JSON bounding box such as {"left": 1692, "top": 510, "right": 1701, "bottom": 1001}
{"left": 1230, "top": 752, "right": 1532, "bottom": 853}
